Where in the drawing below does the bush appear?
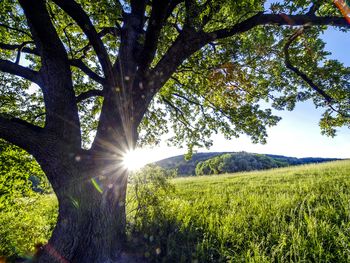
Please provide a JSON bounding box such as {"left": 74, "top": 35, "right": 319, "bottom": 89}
{"left": 127, "top": 164, "right": 176, "bottom": 260}
{"left": 0, "top": 140, "right": 56, "bottom": 261}
{"left": 0, "top": 194, "right": 58, "bottom": 261}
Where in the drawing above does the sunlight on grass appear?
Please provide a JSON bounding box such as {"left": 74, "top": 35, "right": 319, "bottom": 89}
{"left": 3, "top": 160, "right": 350, "bottom": 262}
{"left": 129, "top": 160, "right": 350, "bottom": 262}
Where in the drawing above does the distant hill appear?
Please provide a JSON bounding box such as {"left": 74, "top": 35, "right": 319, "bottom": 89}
{"left": 155, "top": 152, "right": 340, "bottom": 176}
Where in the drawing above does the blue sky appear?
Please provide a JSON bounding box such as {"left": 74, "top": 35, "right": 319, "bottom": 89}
{"left": 135, "top": 23, "right": 350, "bottom": 165}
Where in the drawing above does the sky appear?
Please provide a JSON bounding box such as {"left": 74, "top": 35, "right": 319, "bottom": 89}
{"left": 131, "top": 21, "right": 350, "bottom": 167}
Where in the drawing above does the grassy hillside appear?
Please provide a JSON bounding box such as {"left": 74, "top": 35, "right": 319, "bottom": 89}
{"left": 2, "top": 160, "right": 350, "bottom": 262}
{"left": 134, "top": 160, "right": 350, "bottom": 262}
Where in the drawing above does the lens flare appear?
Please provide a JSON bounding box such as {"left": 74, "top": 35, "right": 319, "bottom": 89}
{"left": 122, "top": 149, "right": 145, "bottom": 171}
{"left": 334, "top": 0, "right": 350, "bottom": 24}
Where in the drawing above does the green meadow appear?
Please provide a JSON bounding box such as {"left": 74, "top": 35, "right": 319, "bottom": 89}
{"left": 2, "top": 160, "right": 350, "bottom": 262}
{"left": 152, "top": 160, "right": 350, "bottom": 262}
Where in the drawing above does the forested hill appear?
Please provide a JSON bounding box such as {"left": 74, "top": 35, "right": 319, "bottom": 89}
{"left": 155, "top": 152, "right": 340, "bottom": 176}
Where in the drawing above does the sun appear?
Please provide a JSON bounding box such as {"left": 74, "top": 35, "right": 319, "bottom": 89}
{"left": 121, "top": 147, "right": 166, "bottom": 171}
{"left": 122, "top": 149, "right": 147, "bottom": 171}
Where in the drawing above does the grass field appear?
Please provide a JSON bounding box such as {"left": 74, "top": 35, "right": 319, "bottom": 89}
{"left": 134, "top": 160, "right": 350, "bottom": 262}
{"left": 2, "top": 160, "right": 350, "bottom": 262}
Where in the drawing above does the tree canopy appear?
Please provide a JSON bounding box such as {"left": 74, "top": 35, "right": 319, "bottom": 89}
{"left": 1, "top": 0, "right": 350, "bottom": 262}
{"left": 0, "top": 0, "right": 349, "bottom": 155}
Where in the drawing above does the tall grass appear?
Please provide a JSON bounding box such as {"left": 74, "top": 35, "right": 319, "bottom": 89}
{"left": 2, "top": 161, "right": 350, "bottom": 262}
{"left": 133, "top": 160, "right": 350, "bottom": 262}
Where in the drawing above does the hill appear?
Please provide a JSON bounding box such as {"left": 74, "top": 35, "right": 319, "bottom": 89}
{"left": 156, "top": 151, "right": 340, "bottom": 176}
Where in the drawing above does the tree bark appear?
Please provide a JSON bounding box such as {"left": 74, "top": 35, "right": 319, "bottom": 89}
{"left": 34, "top": 153, "right": 129, "bottom": 263}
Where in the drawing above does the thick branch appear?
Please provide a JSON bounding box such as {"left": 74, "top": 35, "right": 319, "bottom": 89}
{"left": 70, "top": 59, "right": 106, "bottom": 84}
{"left": 19, "top": 0, "right": 81, "bottom": 145}
{"left": 114, "top": 1, "right": 147, "bottom": 80}
{"left": 211, "top": 13, "right": 350, "bottom": 39}
{"left": 148, "top": 12, "right": 350, "bottom": 96}
{"left": 0, "top": 116, "right": 43, "bottom": 153}
{"left": 138, "top": 0, "right": 187, "bottom": 72}
{"left": 0, "top": 59, "right": 41, "bottom": 84}
{"left": 131, "top": 0, "right": 147, "bottom": 18}
{"left": 76, "top": 89, "right": 103, "bottom": 103}
{"left": 52, "top": 0, "right": 114, "bottom": 80}
{"left": 0, "top": 42, "right": 39, "bottom": 56}
{"left": 147, "top": 27, "right": 211, "bottom": 93}
{"left": 138, "top": 0, "right": 170, "bottom": 71}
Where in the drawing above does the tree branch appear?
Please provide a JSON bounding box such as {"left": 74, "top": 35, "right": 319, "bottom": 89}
{"left": 307, "top": 2, "right": 322, "bottom": 16}
{"left": 130, "top": 0, "right": 147, "bottom": 18}
{"left": 0, "top": 23, "right": 32, "bottom": 37}
{"left": 283, "top": 27, "right": 334, "bottom": 104}
{"left": 63, "top": 23, "right": 74, "bottom": 56}
{"left": 76, "top": 89, "right": 103, "bottom": 103}
{"left": 0, "top": 42, "right": 39, "bottom": 56}
{"left": 69, "top": 59, "right": 106, "bottom": 84}
{"left": 0, "top": 116, "right": 43, "bottom": 153}
{"left": 14, "top": 41, "right": 35, "bottom": 64}
{"left": 161, "top": 95, "right": 194, "bottom": 128}
{"left": 147, "top": 27, "right": 211, "bottom": 94}
{"left": 0, "top": 59, "right": 41, "bottom": 85}
{"left": 19, "top": 0, "right": 81, "bottom": 145}
{"left": 99, "top": 26, "right": 121, "bottom": 38}
{"left": 113, "top": 0, "right": 127, "bottom": 16}
{"left": 52, "top": 0, "right": 114, "bottom": 80}
{"left": 284, "top": 27, "right": 349, "bottom": 118}
{"left": 138, "top": 0, "right": 170, "bottom": 71}
{"left": 73, "top": 26, "right": 120, "bottom": 60}
{"left": 147, "top": 12, "right": 350, "bottom": 101}
{"left": 211, "top": 13, "right": 350, "bottom": 40}
{"left": 172, "top": 92, "right": 208, "bottom": 117}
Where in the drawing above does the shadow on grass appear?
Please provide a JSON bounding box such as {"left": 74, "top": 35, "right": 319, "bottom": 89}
{"left": 127, "top": 215, "right": 224, "bottom": 263}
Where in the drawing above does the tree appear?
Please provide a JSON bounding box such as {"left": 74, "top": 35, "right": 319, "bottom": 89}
{"left": 195, "top": 152, "right": 288, "bottom": 175}
{"left": 0, "top": 0, "right": 349, "bottom": 261}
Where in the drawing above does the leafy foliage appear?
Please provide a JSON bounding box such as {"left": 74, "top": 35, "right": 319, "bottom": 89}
{"left": 0, "top": 140, "right": 54, "bottom": 260}
{"left": 127, "top": 164, "right": 176, "bottom": 231}
{"left": 0, "top": 1, "right": 350, "bottom": 260}
{"left": 195, "top": 152, "right": 288, "bottom": 175}
{"left": 0, "top": 140, "right": 50, "bottom": 210}
{"left": 0, "top": 195, "right": 58, "bottom": 261}
{"left": 126, "top": 165, "right": 176, "bottom": 260}
{"left": 1, "top": 0, "right": 349, "bottom": 152}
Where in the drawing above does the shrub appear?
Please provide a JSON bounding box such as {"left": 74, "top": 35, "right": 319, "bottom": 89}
{"left": 127, "top": 164, "right": 176, "bottom": 260}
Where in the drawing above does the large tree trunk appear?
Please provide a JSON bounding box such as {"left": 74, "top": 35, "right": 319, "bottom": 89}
{"left": 34, "top": 154, "right": 130, "bottom": 263}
